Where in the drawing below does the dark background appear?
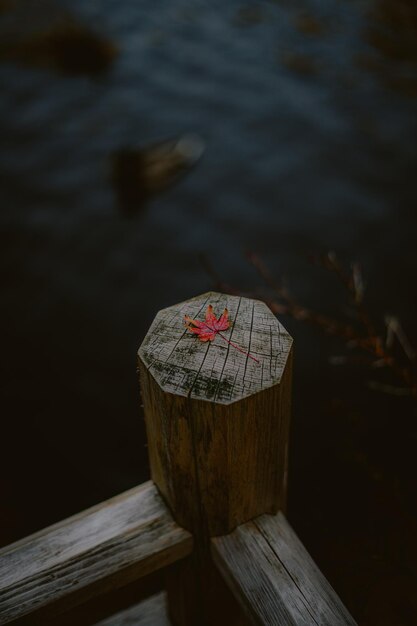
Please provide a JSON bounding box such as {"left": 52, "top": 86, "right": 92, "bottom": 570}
{"left": 1, "top": 0, "right": 417, "bottom": 623}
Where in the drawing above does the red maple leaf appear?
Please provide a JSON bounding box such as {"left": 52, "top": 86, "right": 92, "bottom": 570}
{"left": 184, "top": 305, "right": 259, "bottom": 363}
{"left": 184, "top": 304, "right": 229, "bottom": 342}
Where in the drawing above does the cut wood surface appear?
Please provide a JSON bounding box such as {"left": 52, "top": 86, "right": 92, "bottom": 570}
{"left": 212, "top": 511, "right": 357, "bottom": 626}
{"left": 138, "top": 291, "right": 292, "bottom": 405}
{"left": 0, "top": 481, "right": 192, "bottom": 624}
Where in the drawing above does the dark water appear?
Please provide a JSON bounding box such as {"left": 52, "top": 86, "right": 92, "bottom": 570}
{"left": 1, "top": 0, "right": 417, "bottom": 622}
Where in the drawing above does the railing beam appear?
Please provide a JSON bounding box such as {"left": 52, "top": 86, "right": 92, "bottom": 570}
{"left": 0, "top": 481, "right": 192, "bottom": 625}
{"left": 212, "top": 511, "right": 357, "bottom": 626}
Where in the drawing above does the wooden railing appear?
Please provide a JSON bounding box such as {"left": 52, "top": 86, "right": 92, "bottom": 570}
{"left": 0, "top": 292, "right": 357, "bottom": 625}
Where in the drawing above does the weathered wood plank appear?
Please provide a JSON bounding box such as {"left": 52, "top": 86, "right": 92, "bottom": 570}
{"left": 212, "top": 521, "right": 315, "bottom": 626}
{"left": 0, "top": 482, "right": 192, "bottom": 624}
{"left": 255, "top": 513, "right": 356, "bottom": 625}
{"left": 44, "top": 571, "right": 165, "bottom": 626}
{"left": 212, "top": 512, "right": 357, "bottom": 626}
{"left": 93, "top": 592, "right": 171, "bottom": 626}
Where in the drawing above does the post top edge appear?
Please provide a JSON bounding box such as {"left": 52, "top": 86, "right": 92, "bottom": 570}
{"left": 138, "top": 292, "right": 292, "bottom": 404}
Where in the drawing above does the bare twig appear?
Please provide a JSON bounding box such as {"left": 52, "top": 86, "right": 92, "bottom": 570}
{"left": 385, "top": 315, "right": 416, "bottom": 361}
{"left": 202, "top": 252, "right": 417, "bottom": 397}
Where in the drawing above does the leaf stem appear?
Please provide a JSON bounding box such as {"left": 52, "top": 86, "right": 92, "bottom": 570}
{"left": 218, "top": 332, "right": 260, "bottom": 363}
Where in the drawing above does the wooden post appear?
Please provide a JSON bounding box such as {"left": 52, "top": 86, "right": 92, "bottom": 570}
{"left": 138, "top": 292, "right": 293, "bottom": 625}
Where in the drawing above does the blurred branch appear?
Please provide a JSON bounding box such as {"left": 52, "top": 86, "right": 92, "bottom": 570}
{"left": 201, "top": 251, "right": 416, "bottom": 398}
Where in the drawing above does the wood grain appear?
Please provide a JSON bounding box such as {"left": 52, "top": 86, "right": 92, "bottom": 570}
{"left": 138, "top": 292, "right": 293, "bottom": 624}
{"left": 212, "top": 512, "right": 357, "bottom": 626}
{"left": 0, "top": 482, "right": 192, "bottom": 624}
{"left": 45, "top": 570, "right": 165, "bottom": 626}
{"left": 138, "top": 291, "right": 292, "bottom": 405}
{"left": 138, "top": 291, "right": 293, "bottom": 537}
